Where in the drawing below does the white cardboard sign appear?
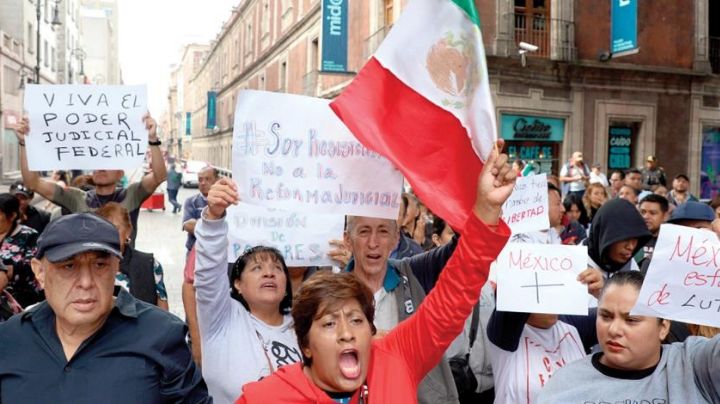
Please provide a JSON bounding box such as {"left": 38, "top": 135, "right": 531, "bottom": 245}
{"left": 226, "top": 202, "right": 344, "bottom": 267}
{"left": 495, "top": 243, "right": 589, "bottom": 315}
{"left": 232, "top": 90, "right": 403, "bottom": 219}
{"left": 632, "top": 224, "right": 720, "bottom": 327}
{"left": 23, "top": 84, "right": 148, "bottom": 170}
{"left": 501, "top": 174, "right": 549, "bottom": 234}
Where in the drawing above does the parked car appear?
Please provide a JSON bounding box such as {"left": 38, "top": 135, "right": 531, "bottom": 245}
{"left": 182, "top": 160, "right": 210, "bottom": 188}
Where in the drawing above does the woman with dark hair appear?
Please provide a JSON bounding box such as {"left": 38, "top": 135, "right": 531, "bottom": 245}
{"left": 194, "top": 178, "right": 300, "bottom": 403}
{"left": 538, "top": 271, "right": 719, "bottom": 403}
{"left": 560, "top": 194, "right": 588, "bottom": 245}
{"left": 563, "top": 194, "right": 590, "bottom": 228}
{"left": 0, "top": 193, "right": 41, "bottom": 313}
{"left": 95, "top": 202, "right": 169, "bottom": 310}
{"left": 235, "top": 141, "right": 516, "bottom": 403}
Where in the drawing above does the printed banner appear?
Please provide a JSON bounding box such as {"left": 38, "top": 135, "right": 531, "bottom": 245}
{"left": 206, "top": 91, "right": 217, "bottom": 129}
{"left": 495, "top": 243, "right": 589, "bottom": 315}
{"left": 501, "top": 174, "right": 549, "bottom": 234}
{"left": 321, "top": 0, "right": 349, "bottom": 72}
{"left": 23, "top": 84, "right": 148, "bottom": 170}
{"left": 232, "top": 90, "right": 403, "bottom": 219}
{"left": 226, "top": 203, "right": 344, "bottom": 266}
{"left": 632, "top": 224, "right": 720, "bottom": 328}
{"left": 611, "top": 0, "right": 638, "bottom": 57}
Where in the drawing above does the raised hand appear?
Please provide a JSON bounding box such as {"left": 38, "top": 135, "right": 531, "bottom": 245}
{"left": 143, "top": 113, "right": 158, "bottom": 141}
{"left": 206, "top": 177, "right": 240, "bottom": 220}
{"left": 473, "top": 139, "right": 517, "bottom": 225}
{"left": 12, "top": 117, "right": 30, "bottom": 144}
{"left": 327, "top": 239, "right": 352, "bottom": 268}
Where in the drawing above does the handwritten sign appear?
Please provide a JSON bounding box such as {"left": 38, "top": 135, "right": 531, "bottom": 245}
{"left": 226, "top": 202, "right": 344, "bottom": 266}
{"left": 632, "top": 224, "right": 720, "bottom": 327}
{"left": 232, "top": 90, "right": 403, "bottom": 219}
{"left": 501, "top": 174, "right": 549, "bottom": 234}
{"left": 495, "top": 243, "right": 588, "bottom": 315}
{"left": 24, "top": 84, "right": 148, "bottom": 170}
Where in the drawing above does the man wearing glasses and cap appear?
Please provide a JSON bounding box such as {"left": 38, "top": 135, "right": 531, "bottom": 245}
{"left": 641, "top": 155, "right": 667, "bottom": 191}
{"left": 9, "top": 180, "right": 50, "bottom": 234}
{"left": 0, "top": 213, "right": 210, "bottom": 403}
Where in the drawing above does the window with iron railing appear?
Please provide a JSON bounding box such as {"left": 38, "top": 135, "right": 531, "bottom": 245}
{"left": 710, "top": 37, "right": 720, "bottom": 74}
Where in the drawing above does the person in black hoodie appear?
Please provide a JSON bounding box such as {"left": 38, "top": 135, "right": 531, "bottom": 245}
{"left": 584, "top": 198, "right": 652, "bottom": 278}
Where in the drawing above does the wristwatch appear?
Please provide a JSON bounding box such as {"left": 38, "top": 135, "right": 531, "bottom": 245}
{"left": 148, "top": 139, "right": 162, "bottom": 146}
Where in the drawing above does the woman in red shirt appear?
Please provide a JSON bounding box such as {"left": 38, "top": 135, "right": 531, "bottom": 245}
{"left": 235, "top": 143, "right": 516, "bottom": 403}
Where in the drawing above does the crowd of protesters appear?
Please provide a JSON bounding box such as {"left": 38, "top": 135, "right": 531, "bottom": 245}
{"left": 0, "top": 113, "right": 718, "bottom": 404}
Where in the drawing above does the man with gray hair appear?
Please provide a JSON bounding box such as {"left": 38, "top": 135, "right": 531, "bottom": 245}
{"left": 342, "top": 214, "right": 460, "bottom": 404}
{"left": 0, "top": 213, "right": 210, "bottom": 403}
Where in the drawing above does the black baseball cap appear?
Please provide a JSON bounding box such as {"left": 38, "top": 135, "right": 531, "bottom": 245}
{"left": 36, "top": 213, "right": 122, "bottom": 263}
{"left": 9, "top": 181, "right": 33, "bottom": 198}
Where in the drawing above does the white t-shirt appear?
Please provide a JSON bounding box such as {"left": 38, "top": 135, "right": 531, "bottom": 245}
{"left": 374, "top": 287, "right": 399, "bottom": 331}
{"left": 195, "top": 217, "right": 302, "bottom": 404}
{"left": 490, "top": 321, "right": 586, "bottom": 404}
{"left": 560, "top": 163, "right": 587, "bottom": 192}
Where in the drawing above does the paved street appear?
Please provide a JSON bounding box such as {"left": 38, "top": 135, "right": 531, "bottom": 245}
{"left": 134, "top": 185, "right": 198, "bottom": 319}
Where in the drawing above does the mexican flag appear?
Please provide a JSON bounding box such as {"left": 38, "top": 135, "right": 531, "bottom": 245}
{"left": 330, "top": 0, "right": 497, "bottom": 232}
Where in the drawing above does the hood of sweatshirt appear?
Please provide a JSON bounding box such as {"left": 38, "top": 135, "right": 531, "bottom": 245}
{"left": 585, "top": 198, "right": 652, "bottom": 274}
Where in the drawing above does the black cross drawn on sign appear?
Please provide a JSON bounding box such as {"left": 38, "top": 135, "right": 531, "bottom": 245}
{"left": 520, "top": 273, "right": 565, "bottom": 304}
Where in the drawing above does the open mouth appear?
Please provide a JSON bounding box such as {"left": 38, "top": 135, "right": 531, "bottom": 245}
{"left": 366, "top": 254, "right": 382, "bottom": 261}
{"left": 260, "top": 282, "right": 278, "bottom": 289}
{"left": 338, "top": 349, "right": 360, "bottom": 380}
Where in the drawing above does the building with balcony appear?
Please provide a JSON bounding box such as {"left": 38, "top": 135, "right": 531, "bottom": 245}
{"left": 173, "top": 0, "right": 720, "bottom": 198}
{"left": 0, "top": 0, "right": 73, "bottom": 180}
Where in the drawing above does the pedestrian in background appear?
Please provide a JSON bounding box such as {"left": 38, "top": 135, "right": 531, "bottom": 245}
{"left": 589, "top": 162, "right": 609, "bottom": 187}
{"left": 641, "top": 155, "right": 667, "bottom": 191}
{"left": 167, "top": 163, "right": 183, "bottom": 214}
{"left": 560, "top": 151, "right": 590, "bottom": 200}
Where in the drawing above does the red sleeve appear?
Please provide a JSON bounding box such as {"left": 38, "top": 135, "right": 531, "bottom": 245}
{"left": 377, "top": 214, "right": 510, "bottom": 384}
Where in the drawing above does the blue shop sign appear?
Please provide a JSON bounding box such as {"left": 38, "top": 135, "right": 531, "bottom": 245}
{"left": 501, "top": 114, "right": 565, "bottom": 142}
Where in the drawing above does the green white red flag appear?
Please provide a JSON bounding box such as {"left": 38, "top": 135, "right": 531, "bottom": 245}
{"left": 330, "top": 0, "right": 497, "bottom": 231}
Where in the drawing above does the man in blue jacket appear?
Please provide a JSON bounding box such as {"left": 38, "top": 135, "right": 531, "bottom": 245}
{"left": 0, "top": 213, "right": 210, "bottom": 403}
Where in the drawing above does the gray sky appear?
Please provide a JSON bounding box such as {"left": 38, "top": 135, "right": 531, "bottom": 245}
{"left": 118, "top": 0, "right": 238, "bottom": 116}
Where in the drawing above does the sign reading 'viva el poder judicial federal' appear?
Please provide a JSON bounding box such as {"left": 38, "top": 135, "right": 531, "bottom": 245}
{"left": 24, "top": 84, "right": 148, "bottom": 170}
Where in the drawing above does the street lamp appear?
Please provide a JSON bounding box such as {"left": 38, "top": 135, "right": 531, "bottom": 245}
{"left": 70, "top": 48, "right": 86, "bottom": 82}
{"left": 19, "top": 70, "right": 28, "bottom": 90}
{"left": 34, "top": 0, "right": 62, "bottom": 84}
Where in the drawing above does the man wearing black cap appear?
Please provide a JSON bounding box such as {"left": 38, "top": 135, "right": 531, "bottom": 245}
{"left": 0, "top": 213, "right": 210, "bottom": 403}
{"left": 9, "top": 180, "right": 50, "bottom": 234}
{"left": 640, "top": 155, "right": 667, "bottom": 191}
{"left": 667, "top": 174, "right": 699, "bottom": 206}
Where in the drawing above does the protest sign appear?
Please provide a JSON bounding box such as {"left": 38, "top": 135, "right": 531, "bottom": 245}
{"left": 226, "top": 202, "right": 344, "bottom": 266}
{"left": 632, "top": 224, "right": 720, "bottom": 327}
{"left": 495, "top": 243, "right": 588, "bottom": 315}
{"left": 232, "top": 90, "right": 403, "bottom": 219}
{"left": 501, "top": 174, "right": 549, "bottom": 234}
{"left": 24, "top": 84, "right": 148, "bottom": 170}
